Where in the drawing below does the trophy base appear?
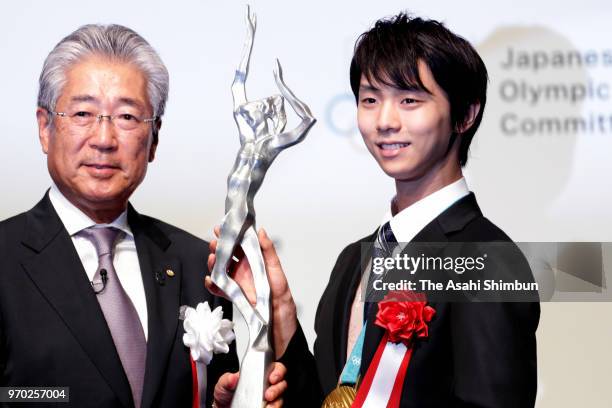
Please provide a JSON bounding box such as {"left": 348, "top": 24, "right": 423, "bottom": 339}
{"left": 231, "top": 343, "right": 274, "bottom": 408}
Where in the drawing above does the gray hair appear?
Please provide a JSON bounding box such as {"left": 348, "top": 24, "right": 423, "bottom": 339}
{"left": 38, "top": 24, "right": 169, "bottom": 133}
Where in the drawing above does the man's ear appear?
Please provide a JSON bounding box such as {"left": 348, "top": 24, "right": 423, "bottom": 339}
{"left": 456, "top": 102, "right": 481, "bottom": 134}
{"left": 148, "top": 141, "right": 158, "bottom": 162}
{"left": 149, "top": 119, "right": 161, "bottom": 162}
{"left": 36, "top": 107, "right": 51, "bottom": 154}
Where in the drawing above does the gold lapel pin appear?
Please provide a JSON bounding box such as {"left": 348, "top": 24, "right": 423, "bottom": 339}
{"left": 166, "top": 269, "right": 175, "bottom": 277}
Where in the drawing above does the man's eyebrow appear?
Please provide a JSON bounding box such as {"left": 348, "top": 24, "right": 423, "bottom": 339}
{"left": 398, "top": 85, "right": 426, "bottom": 93}
{"left": 359, "top": 83, "right": 427, "bottom": 94}
{"left": 117, "top": 97, "right": 145, "bottom": 109}
{"left": 68, "top": 95, "right": 146, "bottom": 110}
{"left": 359, "top": 84, "right": 380, "bottom": 92}
{"left": 69, "top": 95, "right": 97, "bottom": 103}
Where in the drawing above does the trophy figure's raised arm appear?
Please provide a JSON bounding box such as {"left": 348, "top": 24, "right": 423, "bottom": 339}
{"left": 210, "top": 6, "right": 316, "bottom": 407}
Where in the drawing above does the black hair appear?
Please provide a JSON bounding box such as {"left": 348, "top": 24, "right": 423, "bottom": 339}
{"left": 349, "top": 13, "right": 488, "bottom": 166}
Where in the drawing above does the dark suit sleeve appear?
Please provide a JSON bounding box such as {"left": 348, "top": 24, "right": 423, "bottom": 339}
{"left": 450, "top": 301, "right": 539, "bottom": 407}
{"left": 0, "top": 230, "right": 6, "bottom": 383}
{"left": 278, "top": 322, "right": 323, "bottom": 407}
{"left": 450, "top": 241, "right": 540, "bottom": 407}
{"left": 204, "top": 295, "right": 240, "bottom": 406}
{"left": 0, "top": 300, "right": 5, "bottom": 382}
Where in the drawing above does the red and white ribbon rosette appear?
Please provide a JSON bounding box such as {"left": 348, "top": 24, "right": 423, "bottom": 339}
{"left": 181, "top": 302, "right": 235, "bottom": 408}
{"left": 352, "top": 291, "right": 435, "bottom": 408}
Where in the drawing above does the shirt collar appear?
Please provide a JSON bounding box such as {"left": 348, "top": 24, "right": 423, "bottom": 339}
{"left": 48, "top": 183, "right": 133, "bottom": 238}
{"left": 382, "top": 177, "right": 470, "bottom": 243}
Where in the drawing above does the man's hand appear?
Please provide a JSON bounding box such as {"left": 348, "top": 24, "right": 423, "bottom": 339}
{"left": 213, "top": 362, "right": 287, "bottom": 407}
{"left": 206, "top": 227, "right": 258, "bottom": 305}
{"left": 205, "top": 227, "right": 297, "bottom": 357}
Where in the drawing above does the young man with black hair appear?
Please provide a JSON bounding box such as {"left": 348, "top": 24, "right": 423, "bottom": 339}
{"left": 209, "top": 12, "right": 539, "bottom": 407}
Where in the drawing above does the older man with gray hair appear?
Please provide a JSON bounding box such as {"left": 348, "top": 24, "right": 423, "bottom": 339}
{"left": 0, "top": 24, "right": 286, "bottom": 407}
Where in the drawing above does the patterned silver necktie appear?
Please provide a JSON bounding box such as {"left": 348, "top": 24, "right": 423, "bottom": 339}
{"left": 364, "top": 221, "right": 398, "bottom": 321}
{"left": 80, "top": 226, "right": 147, "bottom": 408}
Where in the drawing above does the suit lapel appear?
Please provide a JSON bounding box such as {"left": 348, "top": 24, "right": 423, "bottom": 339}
{"left": 20, "top": 194, "right": 133, "bottom": 408}
{"left": 128, "top": 206, "right": 182, "bottom": 408}
{"left": 359, "top": 193, "right": 482, "bottom": 379}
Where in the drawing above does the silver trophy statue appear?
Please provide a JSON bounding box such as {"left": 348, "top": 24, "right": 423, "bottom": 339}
{"left": 210, "top": 6, "right": 316, "bottom": 407}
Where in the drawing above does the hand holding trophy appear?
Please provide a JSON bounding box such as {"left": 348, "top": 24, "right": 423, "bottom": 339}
{"left": 208, "top": 5, "right": 315, "bottom": 407}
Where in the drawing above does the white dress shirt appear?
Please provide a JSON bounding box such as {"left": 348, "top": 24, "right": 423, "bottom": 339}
{"left": 49, "top": 183, "right": 149, "bottom": 340}
{"left": 346, "top": 177, "right": 470, "bottom": 360}
{"left": 383, "top": 177, "right": 471, "bottom": 243}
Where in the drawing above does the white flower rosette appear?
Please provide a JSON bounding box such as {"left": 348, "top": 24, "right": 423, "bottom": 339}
{"left": 181, "top": 302, "right": 235, "bottom": 407}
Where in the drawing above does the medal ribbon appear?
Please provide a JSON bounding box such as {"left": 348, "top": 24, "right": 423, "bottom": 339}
{"left": 339, "top": 325, "right": 367, "bottom": 385}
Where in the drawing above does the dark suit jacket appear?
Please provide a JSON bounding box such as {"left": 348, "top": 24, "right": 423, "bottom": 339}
{"left": 0, "top": 193, "right": 239, "bottom": 407}
{"left": 280, "top": 193, "right": 540, "bottom": 407}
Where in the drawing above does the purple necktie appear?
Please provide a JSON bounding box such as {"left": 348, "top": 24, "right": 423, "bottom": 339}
{"left": 80, "top": 227, "right": 147, "bottom": 408}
